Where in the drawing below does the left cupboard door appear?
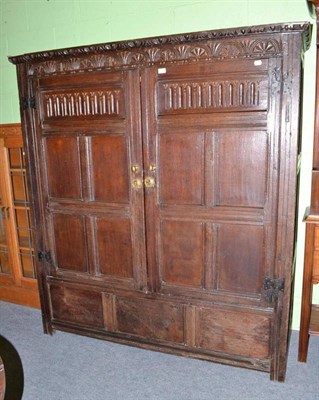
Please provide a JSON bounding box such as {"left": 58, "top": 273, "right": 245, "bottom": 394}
{"left": 31, "top": 69, "right": 148, "bottom": 300}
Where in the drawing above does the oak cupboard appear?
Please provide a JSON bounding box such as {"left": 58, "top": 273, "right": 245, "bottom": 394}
{"left": 9, "top": 22, "right": 310, "bottom": 381}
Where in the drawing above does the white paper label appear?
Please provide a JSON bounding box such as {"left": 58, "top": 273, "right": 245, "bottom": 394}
{"left": 158, "top": 68, "right": 167, "bottom": 74}
{"left": 254, "top": 60, "right": 262, "bottom": 66}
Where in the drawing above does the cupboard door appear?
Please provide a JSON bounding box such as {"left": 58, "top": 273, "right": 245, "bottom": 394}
{"left": 35, "top": 70, "right": 147, "bottom": 290}
{"left": 143, "top": 60, "right": 277, "bottom": 303}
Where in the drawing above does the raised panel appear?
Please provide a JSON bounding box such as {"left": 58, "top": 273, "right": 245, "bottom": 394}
{"left": 159, "top": 133, "right": 204, "bottom": 205}
{"left": 160, "top": 220, "right": 204, "bottom": 288}
{"left": 116, "top": 296, "right": 184, "bottom": 343}
{"left": 196, "top": 306, "right": 270, "bottom": 359}
{"left": 214, "top": 130, "right": 268, "bottom": 207}
{"left": 91, "top": 135, "right": 129, "bottom": 203}
{"left": 216, "top": 224, "right": 264, "bottom": 295}
{"left": 45, "top": 136, "right": 82, "bottom": 199}
{"left": 50, "top": 284, "right": 103, "bottom": 328}
{"left": 96, "top": 217, "right": 133, "bottom": 278}
{"left": 53, "top": 213, "right": 88, "bottom": 272}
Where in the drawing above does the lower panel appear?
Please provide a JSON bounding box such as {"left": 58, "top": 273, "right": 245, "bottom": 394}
{"left": 116, "top": 296, "right": 185, "bottom": 343}
{"left": 196, "top": 306, "right": 270, "bottom": 359}
{"left": 50, "top": 284, "right": 104, "bottom": 328}
{"left": 48, "top": 281, "right": 271, "bottom": 372}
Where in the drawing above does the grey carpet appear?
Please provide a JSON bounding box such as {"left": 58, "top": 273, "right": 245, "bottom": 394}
{"left": 0, "top": 301, "right": 318, "bottom": 400}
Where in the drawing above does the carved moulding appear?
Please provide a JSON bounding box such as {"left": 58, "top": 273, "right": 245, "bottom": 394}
{"left": 7, "top": 23, "right": 310, "bottom": 78}
{"left": 26, "top": 37, "right": 282, "bottom": 77}
{"left": 43, "top": 89, "right": 122, "bottom": 119}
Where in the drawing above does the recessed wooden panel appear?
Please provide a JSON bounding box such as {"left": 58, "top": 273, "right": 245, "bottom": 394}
{"left": 96, "top": 217, "right": 133, "bottom": 278}
{"left": 160, "top": 220, "right": 204, "bottom": 288}
{"left": 53, "top": 213, "right": 88, "bottom": 272}
{"left": 91, "top": 135, "right": 129, "bottom": 203}
{"left": 50, "top": 284, "right": 103, "bottom": 328}
{"left": 116, "top": 296, "right": 184, "bottom": 343}
{"left": 196, "top": 306, "right": 270, "bottom": 359}
{"left": 214, "top": 131, "right": 267, "bottom": 207}
{"left": 216, "top": 224, "right": 264, "bottom": 294}
{"left": 45, "top": 136, "right": 82, "bottom": 199}
{"left": 159, "top": 133, "right": 203, "bottom": 205}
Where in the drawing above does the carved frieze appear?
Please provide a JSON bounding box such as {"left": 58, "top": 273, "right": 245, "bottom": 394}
{"left": 26, "top": 37, "right": 283, "bottom": 77}
{"left": 41, "top": 88, "right": 123, "bottom": 119}
{"left": 158, "top": 77, "right": 268, "bottom": 114}
{"left": 9, "top": 22, "right": 310, "bottom": 67}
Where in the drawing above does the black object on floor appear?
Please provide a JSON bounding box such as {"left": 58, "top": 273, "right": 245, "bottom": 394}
{"left": 0, "top": 335, "right": 24, "bottom": 400}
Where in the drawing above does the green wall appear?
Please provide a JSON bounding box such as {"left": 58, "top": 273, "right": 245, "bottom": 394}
{"left": 0, "top": 0, "right": 318, "bottom": 329}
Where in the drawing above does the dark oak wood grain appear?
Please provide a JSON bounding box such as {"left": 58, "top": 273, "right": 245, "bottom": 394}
{"left": 96, "top": 217, "right": 133, "bottom": 278}
{"left": 52, "top": 213, "right": 88, "bottom": 272}
{"left": 50, "top": 284, "right": 104, "bottom": 328}
{"left": 216, "top": 224, "right": 264, "bottom": 294}
{"left": 116, "top": 296, "right": 185, "bottom": 343}
{"left": 160, "top": 220, "right": 204, "bottom": 288}
{"left": 91, "top": 135, "right": 130, "bottom": 203}
{"left": 196, "top": 306, "right": 270, "bottom": 359}
{"left": 45, "top": 136, "right": 82, "bottom": 200}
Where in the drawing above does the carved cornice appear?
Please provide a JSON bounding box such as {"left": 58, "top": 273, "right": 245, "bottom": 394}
{"left": 8, "top": 22, "right": 311, "bottom": 72}
{"left": 24, "top": 37, "right": 285, "bottom": 77}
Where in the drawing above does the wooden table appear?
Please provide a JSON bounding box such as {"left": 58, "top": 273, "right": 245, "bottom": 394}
{"left": 298, "top": 212, "right": 319, "bottom": 362}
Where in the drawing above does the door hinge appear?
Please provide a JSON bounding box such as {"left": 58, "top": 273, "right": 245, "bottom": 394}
{"left": 38, "top": 250, "right": 52, "bottom": 263}
{"left": 21, "top": 96, "right": 36, "bottom": 110}
{"left": 261, "top": 277, "right": 285, "bottom": 304}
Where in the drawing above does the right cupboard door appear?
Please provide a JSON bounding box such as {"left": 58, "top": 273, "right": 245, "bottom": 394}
{"left": 142, "top": 59, "right": 280, "bottom": 362}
